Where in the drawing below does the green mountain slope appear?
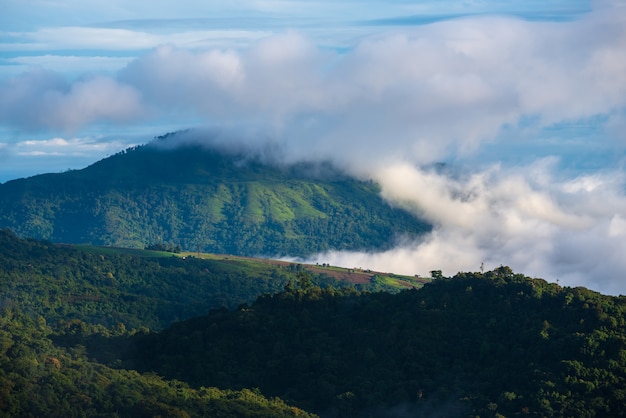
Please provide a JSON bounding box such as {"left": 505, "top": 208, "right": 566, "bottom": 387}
{"left": 0, "top": 229, "right": 417, "bottom": 334}
{"left": 0, "top": 308, "right": 316, "bottom": 418}
{"left": 130, "top": 268, "right": 626, "bottom": 417}
{"left": 0, "top": 137, "right": 430, "bottom": 256}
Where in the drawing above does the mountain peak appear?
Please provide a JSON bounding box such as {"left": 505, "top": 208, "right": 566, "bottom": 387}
{"left": 0, "top": 138, "right": 430, "bottom": 256}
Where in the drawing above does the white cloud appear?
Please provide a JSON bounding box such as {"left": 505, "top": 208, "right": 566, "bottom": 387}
{"left": 306, "top": 161, "right": 626, "bottom": 295}
{"left": 113, "top": 10, "right": 624, "bottom": 168}
{"left": 12, "top": 136, "right": 134, "bottom": 157}
{"left": 5, "top": 27, "right": 160, "bottom": 51}
{"left": 0, "top": 69, "right": 145, "bottom": 131}
{"left": 1, "top": 55, "right": 135, "bottom": 78}
{"left": 3, "top": 3, "right": 624, "bottom": 140}
{"left": 0, "top": 27, "right": 270, "bottom": 52}
{"left": 0, "top": 134, "right": 140, "bottom": 183}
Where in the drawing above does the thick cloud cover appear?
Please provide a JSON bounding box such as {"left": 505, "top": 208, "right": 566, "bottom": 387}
{"left": 2, "top": 2, "right": 626, "bottom": 293}
{"left": 308, "top": 160, "right": 626, "bottom": 296}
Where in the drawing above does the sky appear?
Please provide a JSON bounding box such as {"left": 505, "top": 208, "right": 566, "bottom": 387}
{"left": 2, "top": 0, "right": 626, "bottom": 294}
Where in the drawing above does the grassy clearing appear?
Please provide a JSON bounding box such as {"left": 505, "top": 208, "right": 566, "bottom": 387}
{"left": 75, "top": 245, "right": 175, "bottom": 258}
{"left": 76, "top": 245, "right": 430, "bottom": 291}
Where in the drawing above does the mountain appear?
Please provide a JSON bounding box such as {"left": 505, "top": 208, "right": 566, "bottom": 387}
{"left": 0, "top": 135, "right": 430, "bottom": 256}
{"left": 129, "top": 268, "right": 626, "bottom": 417}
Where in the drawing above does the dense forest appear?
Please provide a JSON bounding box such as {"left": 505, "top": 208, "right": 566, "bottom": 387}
{"left": 0, "top": 229, "right": 406, "bottom": 417}
{"left": 0, "top": 136, "right": 430, "bottom": 256}
{"left": 0, "top": 229, "right": 407, "bottom": 333}
{"left": 0, "top": 307, "right": 314, "bottom": 417}
{"left": 0, "top": 231, "right": 329, "bottom": 416}
{"left": 127, "top": 268, "right": 626, "bottom": 417}
{"left": 1, "top": 231, "right": 626, "bottom": 416}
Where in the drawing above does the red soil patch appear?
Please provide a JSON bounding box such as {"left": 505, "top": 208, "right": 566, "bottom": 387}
{"left": 213, "top": 254, "right": 428, "bottom": 287}
{"left": 305, "top": 266, "right": 372, "bottom": 284}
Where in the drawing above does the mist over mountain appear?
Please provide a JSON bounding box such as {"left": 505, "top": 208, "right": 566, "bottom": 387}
{"left": 0, "top": 132, "right": 430, "bottom": 257}
{"left": 3, "top": 2, "right": 626, "bottom": 416}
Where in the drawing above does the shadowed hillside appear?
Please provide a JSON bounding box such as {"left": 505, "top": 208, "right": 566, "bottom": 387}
{"left": 129, "top": 268, "right": 626, "bottom": 417}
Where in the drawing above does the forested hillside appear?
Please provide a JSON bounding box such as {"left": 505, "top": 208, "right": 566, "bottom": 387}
{"left": 0, "top": 229, "right": 407, "bottom": 333}
{"left": 2, "top": 231, "right": 625, "bottom": 417}
{"left": 0, "top": 308, "right": 315, "bottom": 417}
{"left": 129, "top": 268, "right": 626, "bottom": 417}
{"left": 0, "top": 231, "right": 325, "bottom": 416}
{"left": 0, "top": 135, "right": 430, "bottom": 256}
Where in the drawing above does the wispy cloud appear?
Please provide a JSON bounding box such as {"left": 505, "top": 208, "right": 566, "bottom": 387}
{"left": 14, "top": 137, "right": 125, "bottom": 156}
{"left": 0, "top": 27, "right": 272, "bottom": 53}
{"left": 1, "top": 28, "right": 159, "bottom": 51}
{"left": 0, "top": 55, "right": 135, "bottom": 79}
{"left": 0, "top": 135, "right": 140, "bottom": 182}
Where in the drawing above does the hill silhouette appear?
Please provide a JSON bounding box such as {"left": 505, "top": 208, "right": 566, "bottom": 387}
{"left": 129, "top": 268, "right": 626, "bottom": 417}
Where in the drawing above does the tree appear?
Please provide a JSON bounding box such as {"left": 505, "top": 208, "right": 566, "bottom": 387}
{"left": 430, "top": 270, "right": 444, "bottom": 279}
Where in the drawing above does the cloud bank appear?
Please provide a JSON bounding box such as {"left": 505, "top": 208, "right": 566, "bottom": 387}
{"left": 3, "top": 8, "right": 624, "bottom": 163}
{"left": 2, "top": 1, "right": 626, "bottom": 293}
{"left": 308, "top": 160, "right": 626, "bottom": 295}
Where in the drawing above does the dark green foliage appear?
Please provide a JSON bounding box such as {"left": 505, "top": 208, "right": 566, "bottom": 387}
{"left": 0, "top": 231, "right": 327, "bottom": 415}
{"left": 0, "top": 229, "right": 371, "bottom": 333}
{"left": 145, "top": 242, "right": 182, "bottom": 253}
{"left": 131, "top": 270, "right": 626, "bottom": 417}
{"left": 0, "top": 141, "right": 430, "bottom": 256}
{"left": 2, "top": 229, "right": 625, "bottom": 417}
{"left": 0, "top": 307, "right": 315, "bottom": 417}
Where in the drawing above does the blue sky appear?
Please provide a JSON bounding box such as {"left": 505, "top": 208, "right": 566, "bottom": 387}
{"left": 2, "top": 0, "right": 626, "bottom": 294}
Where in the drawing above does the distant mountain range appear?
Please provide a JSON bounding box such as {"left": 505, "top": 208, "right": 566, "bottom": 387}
{"left": 0, "top": 134, "right": 430, "bottom": 256}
